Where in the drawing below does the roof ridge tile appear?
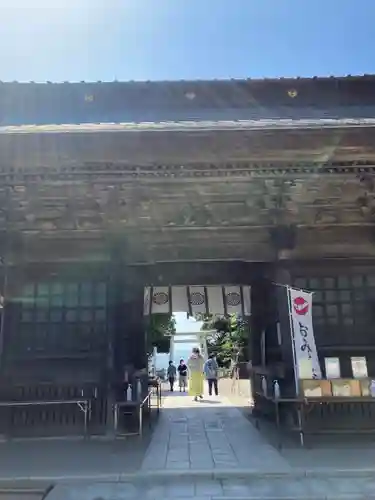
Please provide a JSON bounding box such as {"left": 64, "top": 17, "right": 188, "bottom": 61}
{"left": 0, "top": 74, "right": 375, "bottom": 85}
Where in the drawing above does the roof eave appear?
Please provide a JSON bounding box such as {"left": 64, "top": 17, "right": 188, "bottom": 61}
{"left": 2, "top": 118, "right": 375, "bottom": 135}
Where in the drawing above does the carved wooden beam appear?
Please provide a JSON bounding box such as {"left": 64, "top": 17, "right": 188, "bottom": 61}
{"left": 1, "top": 127, "right": 375, "bottom": 166}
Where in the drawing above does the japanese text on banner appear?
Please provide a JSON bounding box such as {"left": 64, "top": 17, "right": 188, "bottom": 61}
{"left": 289, "top": 287, "right": 321, "bottom": 379}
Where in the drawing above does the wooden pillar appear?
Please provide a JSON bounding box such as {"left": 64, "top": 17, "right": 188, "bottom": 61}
{"left": 248, "top": 276, "right": 269, "bottom": 367}
{"left": 106, "top": 255, "right": 146, "bottom": 432}
{"left": 274, "top": 266, "right": 297, "bottom": 396}
{"left": 249, "top": 272, "right": 278, "bottom": 413}
{"left": 105, "top": 243, "right": 122, "bottom": 434}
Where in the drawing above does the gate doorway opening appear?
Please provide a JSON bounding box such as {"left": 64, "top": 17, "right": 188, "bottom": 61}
{"left": 145, "top": 284, "right": 252, "bottom": 399}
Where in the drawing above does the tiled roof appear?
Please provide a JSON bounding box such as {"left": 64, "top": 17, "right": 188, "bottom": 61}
{"left": 1, "top": 75, "right": 375, "bottom": 128}
{"left": 0, "top": 74, "right": 374, "bottom": 84}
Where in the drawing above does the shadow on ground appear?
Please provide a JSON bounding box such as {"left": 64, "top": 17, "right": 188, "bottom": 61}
{"left": 219, "top": 377, "right": 375, "bottom": 470}
{"left": 0, "top": 430, "right": 154, "bottom": 481}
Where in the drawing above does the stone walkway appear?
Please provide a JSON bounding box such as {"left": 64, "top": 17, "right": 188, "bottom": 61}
{"left": 30, "top": 391, "right": 375, "bottom": 498}
{"left": 45, "top": 472, "right": 375, "bottom": 499}
{"left": 141, "top": 391, "right": 291, "bottom": 472}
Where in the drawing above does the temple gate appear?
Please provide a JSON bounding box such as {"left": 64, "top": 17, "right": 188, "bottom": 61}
{"left": 0, "top": 76, "right": 374, "bottom": 436}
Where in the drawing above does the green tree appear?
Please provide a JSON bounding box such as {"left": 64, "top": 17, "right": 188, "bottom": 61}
{"left": 145, "top": 314, "right": 175, "bottom": 356}
{"left": 200, "top": 314, "right": 248, "bottom": 367}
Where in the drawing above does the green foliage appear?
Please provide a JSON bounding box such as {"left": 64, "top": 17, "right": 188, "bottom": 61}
{"left": 200, "top": 314, "right": 249, "bottom": 368}
{"left": 145, "top": 314, "right": 175, "bottom": 355}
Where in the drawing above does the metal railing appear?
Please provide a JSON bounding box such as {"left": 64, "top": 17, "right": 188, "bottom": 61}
{"left": 113, "top": 383, "right": 161, "bottom": 437}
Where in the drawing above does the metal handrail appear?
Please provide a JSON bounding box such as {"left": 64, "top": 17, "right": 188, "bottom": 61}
{"left": 138, "top": 390, "right": 152, "bottom": 437}
{"left": 139, "top": 384, "right": 162, "bottom": 436}
{"left": 114, "top": 383, "right": 161, "bottom": 437}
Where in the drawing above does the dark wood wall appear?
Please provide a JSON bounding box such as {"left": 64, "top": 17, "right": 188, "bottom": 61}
{"left": 0, "top": 260, "right": 265, "bottom": 383}
{"left": 0, "top": 263, "right": 111, "bottom": 384}
{"left": 275, "top": 260, "right": 375, "bottom": 381}
{"left": 3, "top": 257, "right": 371, "bottom": 389}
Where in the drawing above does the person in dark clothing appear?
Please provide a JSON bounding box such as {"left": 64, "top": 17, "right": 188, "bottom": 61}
{"left": 177, "top": 359, "right": 188, "bottom": 392}
{"left": 167, "top": 360, "right": 177, "bottom": 391}
{"left": 204, "top": 354, "right": 219, "bottom": 396}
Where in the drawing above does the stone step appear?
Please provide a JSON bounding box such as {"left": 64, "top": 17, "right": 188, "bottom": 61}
{"left": 44, "top": 470, "right": 375, "bottom": 500}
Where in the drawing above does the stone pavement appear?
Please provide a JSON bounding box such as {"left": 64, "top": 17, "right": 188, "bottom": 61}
{"left": 8, "top": 391, "right": 375, "bottom": 499}
{"left": 43, "top": 472, "right": 375, "bottom": 499}
{"left": 141, "top": 391, "right": 290, "bottom": 472}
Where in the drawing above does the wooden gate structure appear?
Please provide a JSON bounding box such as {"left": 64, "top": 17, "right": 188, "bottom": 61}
{"left": 1, "top": 76, "right": 375, "bottom": 435}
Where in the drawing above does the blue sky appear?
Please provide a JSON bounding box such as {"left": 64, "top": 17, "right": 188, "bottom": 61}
{"left": 175, "top": 312, "right": 202, "bottom": 334}
{"left": 1, "top": 0, "right": 374, "bottom": 82}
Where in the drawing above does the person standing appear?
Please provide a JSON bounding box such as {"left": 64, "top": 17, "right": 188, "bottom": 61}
{"left": 167, "top": 360, "right": 177, "bottom": 391}
{"left": 204, "top": 354, "right": 219, "bottom": 396}
{"left": 177, "top": 358, "right": 188, "bottom": 392}
{"left": 187, "top": 347, "right": 204, "bottom": 401}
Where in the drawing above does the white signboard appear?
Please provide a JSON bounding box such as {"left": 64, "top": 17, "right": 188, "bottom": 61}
{"left": 288, "top": 287, "right": 322, "bottom": 380}
{"left": 351, "top": 356, "right": 368, "bottom": 379}
{"left": 325, "top": 357, "right": 341, "bottom": 379}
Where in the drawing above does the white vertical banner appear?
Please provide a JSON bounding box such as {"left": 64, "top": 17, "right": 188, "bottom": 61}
{"left": 242, "top": 286, "right": 251, "bottom": 316}
{"left": 288, "top": 287, "right": 322, "bottom": 381}
{"left": 171, "top": 286, "right": 189, "bottom": 313}
{"left": 188, "top": 286, "right": 207, "bottom": 315}
{"left": 206, "top": 286, "right": 224, "bottom": 315}
{"left": 151, "top": 286, "right": 170, "bottom": 314}
{"left": 224, "top": 286, "right": 243, "bottom": 315}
